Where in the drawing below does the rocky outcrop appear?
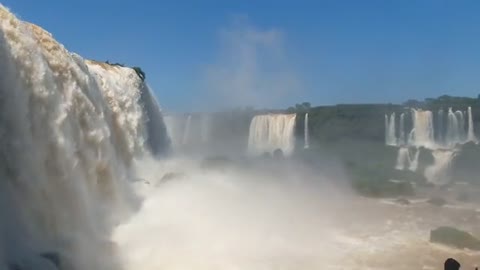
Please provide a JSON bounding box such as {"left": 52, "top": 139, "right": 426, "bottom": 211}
{"left": 430, "top": 226, "right": 480, "bottom": 250}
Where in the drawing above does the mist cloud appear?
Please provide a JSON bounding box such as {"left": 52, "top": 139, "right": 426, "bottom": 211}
{"left": 204, "top": 16, "right": 301, "bottom": 109}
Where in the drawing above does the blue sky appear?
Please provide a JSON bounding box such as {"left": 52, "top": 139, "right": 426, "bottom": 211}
{"left": 4, "top": 0, "right": 480, "bottom": 112}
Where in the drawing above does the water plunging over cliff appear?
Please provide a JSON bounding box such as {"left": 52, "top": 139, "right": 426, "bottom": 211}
{"left": 0, "top": 6, "right": 168, "bottom": 269}
{"left": 248, "top": 114, "right": 297, "bottom": 156}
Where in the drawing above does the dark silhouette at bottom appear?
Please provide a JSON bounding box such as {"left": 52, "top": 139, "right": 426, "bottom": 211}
{"left": 445, "top": 258, "right": 460, "bottom": 270}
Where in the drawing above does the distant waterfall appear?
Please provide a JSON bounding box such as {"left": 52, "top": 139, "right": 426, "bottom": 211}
{"left": 424, "top": 150, "right": 456, "bottom": 185}
{"left": 248, "top": 114, "right": 297, "bottom": 156}
{"left": 410, "top": 109, "right": 435, "bottom": 148}
{"left": 446, "top": 108, "right": 462, "bottom": 146}
{"left": 389, "top": 107, "right": 475, "bottom": 185}
{"left": 385, "top": 113, "right": 397, "bottom": 146}
{"left": 395, "top": 147, "right": 419, "bottom": 171}
{"left": 163, "top": 115, "right": 184, "bottom": 148}
{"left": 304, "top": 113, "right": 310, "bottom": 149}
{"left": 456, "top": 110, "right": 466, "bottom": 142}
{"left": 398, "top": 113, "right": 405, "bottom": 146}
{"left": 182, "top": 115, "right": 192, "bottom": 145}
{"left": 437, "top": 109, "right": 444, "bottom": 144}
{"left": 467, "top": 107, "right": 477, "bottom": 142}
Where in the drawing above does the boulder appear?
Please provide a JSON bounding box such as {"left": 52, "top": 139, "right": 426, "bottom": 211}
{"left": 427, "top": 197, "right": 447, "bottom": 206}
{"left": 430, "top": 226, "right": 480, "bottom": 250}
{"left": 158, "top": 172, "right": 185, "bottom": 185}
{"left": 395, "top": 197, "right": 411, "bottom": 205}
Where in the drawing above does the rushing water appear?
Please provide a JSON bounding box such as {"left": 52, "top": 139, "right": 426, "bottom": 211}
{"left": 0, "top": 6, "right": 168, "bottom": 269}
{"left": 247, "top": 114, "right": 297, "bottom": 156}
{"left": 3, "top": 4, "right": 480, "bottom": 270}
{"left": 304, "top": 113, "right": 310, "bottom": 149}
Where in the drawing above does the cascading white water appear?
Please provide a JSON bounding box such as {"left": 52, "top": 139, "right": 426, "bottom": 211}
{"left": 389, "top": 106, "right": 476, "bottom": 185}
{"left": 395, "top": 148, "right": 409, "bottom": 170}
{"left": 410, "top": 109, "right": 435, "bottom": 148}
{"left": 163, "top": 115, "right": 183, "bottom": 149}
{"left": 394, "top": 147, "right": 419, "bottom": 171}
{"left": 455, "top": 110, "right": 465, "bottom": 142}
{"left": 467, "top": 106, "right": 477, "bottom": 142}
{"left": 398, "top": 113, "right": 405, "bottom": 146}
{"left": 385, "top": 113, "right": 397, "bottom": 146}
{"left": 0, "top": 6, "right": 168, "bottom": 269}
{"left": 248, "top": 114, "right": 297, "bottom": 156}
{"left": 424, "top": 150, "right": 456, "bottom": 185}
{"left": 182, "top": 115, "right": 192, "bottom": 146}
{"left": 437, "top": 109, "right": 444, "bottom": 145}
{"left": 304, "top": 113, "right": 310, "bottom": 149}
{"left": 446, "top": 108, "right": 460, "bottom": 146}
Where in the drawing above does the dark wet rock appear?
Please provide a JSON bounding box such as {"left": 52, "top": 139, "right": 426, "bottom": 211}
{"left": 457, "top": 190, "right": 470, "bottom": 202}
{"left": 40, "top": 252, "right": 60, "bottom": 268}
{"left": 427, "top": 196, "right": 447, "bottom": 206}
{"left": 159, "top": 172, "right": 185, "bottom": 184}
{"left": 395, "top": 197, "right": 411, "bottom": 205}
{"left": 8, "top": 254, "right": 59, "bottom": 270}
{"left": 430, "top": 226, "right": 480, "bottom": 250}
{"left": 273, "top": 149, "right": 284, "bottom": 160}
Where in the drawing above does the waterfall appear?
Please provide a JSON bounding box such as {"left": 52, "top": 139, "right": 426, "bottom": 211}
{"left": 446, "top": 108, "right": 465, "bottom": 146}
{"left": 385, "top": 113, "right": 397, "bottom": 146}
{"left": 139, "top": 85, "right": 170, "bottom": 155}
{"left": 182, "top": 115, "right": 192, "bottom": 146}
{"left": 408, "top": 148, "right": 420, "bottom": 172}
{"left": 385, "top": 114, "right": 389, "bottom": 145}
{"left": 424, "top": 150, "right": 456, "bottom": 185}
{"left": 398, "top": 113, "right": 405, "bottom": 146}
{"left": 395, "top": 148, "right": 409, "bottom": 170}
{"left": 467, "top": 107, "right": 477, "bottom": 142}
{"left": 248, "top": 114, "right": 297, "bottom": 156}
{"left": 163, "top": 115, "right": 184, "bottom": 149}
{"left": 410, "top": 109, "right": 435, "bottom": 148}
{"left": 394, "top": 147, "right": 419, "bottom": 171}
{"left": 304, "top": 113, "right": 310, "bottom": 149}
{"left": 455, "top": 110, "right": 465, "bottom": 142}
{"left": 437, "top": 109, "right": 444, "bottom": 145}
{"left": 0, "top": 6, "right": 168, "bottom": 269}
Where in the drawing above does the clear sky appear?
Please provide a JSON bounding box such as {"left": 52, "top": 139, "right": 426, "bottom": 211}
{"left": 4, "top": 0, "right": 480, "bottom": 112}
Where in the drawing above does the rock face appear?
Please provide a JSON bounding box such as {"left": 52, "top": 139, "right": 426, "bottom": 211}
{"left": 430, "top": 226, "right": 480, "bottom": 250}
{"left": 427, "top": 197, "right": 447, "bottom": 206}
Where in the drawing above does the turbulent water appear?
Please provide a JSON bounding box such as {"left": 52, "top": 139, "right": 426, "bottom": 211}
{"left": 0, "top": 6, "right": 168, "bottom": 269}
{"left": 248, "top": 114, "right": 297, "bottom": 156}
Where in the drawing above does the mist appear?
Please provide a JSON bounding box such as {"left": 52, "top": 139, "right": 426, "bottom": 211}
{"left": 203, "top": 16, "right": 301, "bottom": 111}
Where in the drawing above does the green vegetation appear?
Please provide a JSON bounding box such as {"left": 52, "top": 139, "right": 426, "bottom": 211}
{"left": 430, "top": 226, "right": 480, "bottom": 250}
{"left": 104, "top": 61, "right": 146, "bottom": 81}
{"left": 133, "top": 67, "right": 146, "bottom": 81}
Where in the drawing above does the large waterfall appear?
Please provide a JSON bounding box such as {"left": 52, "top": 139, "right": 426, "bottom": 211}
{"left": 0, "top": 6, "right": 168, "bottom": 269}
{"left": 248, "top": 114, "right": 297, "bottom": 156}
